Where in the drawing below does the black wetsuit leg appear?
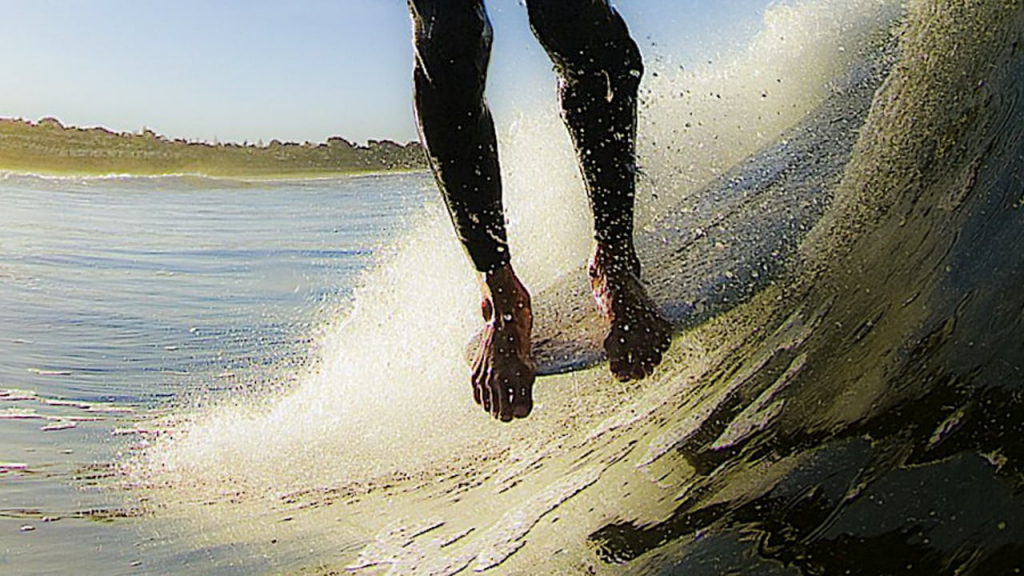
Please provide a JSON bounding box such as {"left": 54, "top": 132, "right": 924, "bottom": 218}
{"left": 526, "top": 0, "right": 644, "bottom": 273}
{"left": 407, "top": 0, "right": 509, "bottom": 273}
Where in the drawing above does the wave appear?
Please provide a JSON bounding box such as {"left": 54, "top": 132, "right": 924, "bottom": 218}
{"left": 125, "top": 0, "right": 1024, "bottom": 574}
{"left": 134, "top": 0, "right": 903, "bottom": 493}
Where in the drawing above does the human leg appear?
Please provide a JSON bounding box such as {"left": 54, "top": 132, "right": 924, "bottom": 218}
{"left": 408, "top": 0, "right": 535, "bottom": 419}
{"left": 526, "top": 0, "right": 671, "bottom": 380}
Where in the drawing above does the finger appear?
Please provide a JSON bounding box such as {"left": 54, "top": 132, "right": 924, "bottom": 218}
{"left": 485, "top": 378, "right": 500, "bottom": 420}
{"left": 471, "top": 332, "right": 492, "bottom": 407}
{"left": 494, "top": 379, "right": 513, "bottom": 422}
{"left": 512, "top": 383, "right": 533, "bottom": 419}
{"left": 481, "top": 375, "right": 493, "bottom": 413}
{"left": 471, "top": 361, "right": 484, "bottom": 406}
{"left": 472, "top": 356, "right": 484, "bottom": 385}
{"left": 511, "top": 370, "right": 534, "bottom": 418}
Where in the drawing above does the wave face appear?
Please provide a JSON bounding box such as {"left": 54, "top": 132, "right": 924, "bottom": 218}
{"left": 128, "top": 0, "right": 1024, "bottom": 574}
{"left": 591, "top": 1, "right": 1024, "bottom": 573}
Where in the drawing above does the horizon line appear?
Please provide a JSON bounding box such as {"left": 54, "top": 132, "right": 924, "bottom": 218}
{"left": 0, "top": 114, "right": 422, "bottom": 149}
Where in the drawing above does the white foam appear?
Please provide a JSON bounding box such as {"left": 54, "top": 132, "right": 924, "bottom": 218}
{"left": 637, "top": 0, "right": 902, "bottom": 222}
{"left": 137, "top": 0, "right": 902, "bottom": 496}
{"left": 142, "top": 207, "right": 492, "bottom": 489}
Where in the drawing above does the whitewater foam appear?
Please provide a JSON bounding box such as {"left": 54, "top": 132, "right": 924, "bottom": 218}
{"left": 136, "top": 0, "right": 904, "bottom": 497}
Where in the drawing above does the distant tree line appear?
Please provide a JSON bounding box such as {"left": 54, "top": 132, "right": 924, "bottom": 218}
{"left": 0, "top": 117, "right": 428, "bottom": 177}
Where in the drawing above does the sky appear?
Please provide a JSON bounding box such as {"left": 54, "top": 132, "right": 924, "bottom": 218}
{"left": 0, "top": 0, "right": 773, "bottom": 145}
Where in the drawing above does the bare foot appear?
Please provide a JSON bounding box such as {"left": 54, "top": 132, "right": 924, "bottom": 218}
{"left": 589, "top": 243, "right": 672, "bottom": 381}
{"left": 471, "top": 264, "right": 536, "bottom": 421}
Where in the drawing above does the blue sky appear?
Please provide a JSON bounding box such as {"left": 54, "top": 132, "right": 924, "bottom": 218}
{"left": 0, "top": 0, "right": 772, "bottom": 144}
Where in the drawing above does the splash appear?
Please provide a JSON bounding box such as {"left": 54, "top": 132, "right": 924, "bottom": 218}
{"left": 135, "top": 0, "right": 903, "bottom": 498}
{"left": 636, "top": 0, "right": 902, "bottom": 222}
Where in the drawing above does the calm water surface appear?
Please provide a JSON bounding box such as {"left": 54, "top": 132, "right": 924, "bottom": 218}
{"left": 0, "top": 171, "right": 433, "bottom": 574}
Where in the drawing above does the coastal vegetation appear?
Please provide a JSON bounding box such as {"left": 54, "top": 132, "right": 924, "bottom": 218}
{"left": 0, "top": 116, "right": 427, "bottom": 178}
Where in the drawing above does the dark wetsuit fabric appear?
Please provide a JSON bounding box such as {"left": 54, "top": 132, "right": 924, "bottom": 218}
{"left": 408, "top": 0, "right": 643, "bottom": 273}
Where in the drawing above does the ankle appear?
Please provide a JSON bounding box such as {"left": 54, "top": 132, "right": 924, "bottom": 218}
{"left": 589, "top": 241, "right": 641, "bottom": 280}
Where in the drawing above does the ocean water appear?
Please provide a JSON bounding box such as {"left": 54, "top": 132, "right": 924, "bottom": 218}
{"left": 4, "top": 0, "right": 1024, "bottom": 574}
{"left": 0, "top": 172, "right": 436, "bottom": 573}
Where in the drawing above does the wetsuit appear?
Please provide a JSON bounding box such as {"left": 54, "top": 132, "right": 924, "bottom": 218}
{"left": 407, "top": 0, "right": 643, "bottom": 274}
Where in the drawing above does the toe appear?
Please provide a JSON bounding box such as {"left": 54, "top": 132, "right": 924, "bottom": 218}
{"left": 640, "top": 356, "right": 659, "bottom": 379}
{"left": 629, "top": 355, "right": 647, "bottom": 381}
{"left": 495, "top": 384, "right": 512, "bottom": 422}
{"left": 609, "top": 353, "right": 629, "bottom": 381}
{"left": 512, "top": 397, "right": 532, "bottom": 418}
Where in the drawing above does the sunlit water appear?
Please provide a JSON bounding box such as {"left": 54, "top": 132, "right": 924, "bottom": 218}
{"left": 4, "top": 0, "right": 1023, "bottom": 574}
{"left": 0, "top": 172, "right": 433, "bottom": 574}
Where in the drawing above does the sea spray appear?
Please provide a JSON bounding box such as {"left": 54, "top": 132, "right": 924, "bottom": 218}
{"left": 141, "top": 205, "right": 491, "bottom": 489}
{"left": 137, "top": 0, "right": 904, "bottom": 497}
{"left": 637, "top": 0, "right": 902, "bottom": 223}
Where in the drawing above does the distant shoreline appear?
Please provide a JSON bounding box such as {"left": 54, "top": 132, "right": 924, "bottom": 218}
{"left": 0, "top": 116, "right": 428, "bottom": 179}
{"left": 0, "top": 166, "right": 430, "bottom": 182}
